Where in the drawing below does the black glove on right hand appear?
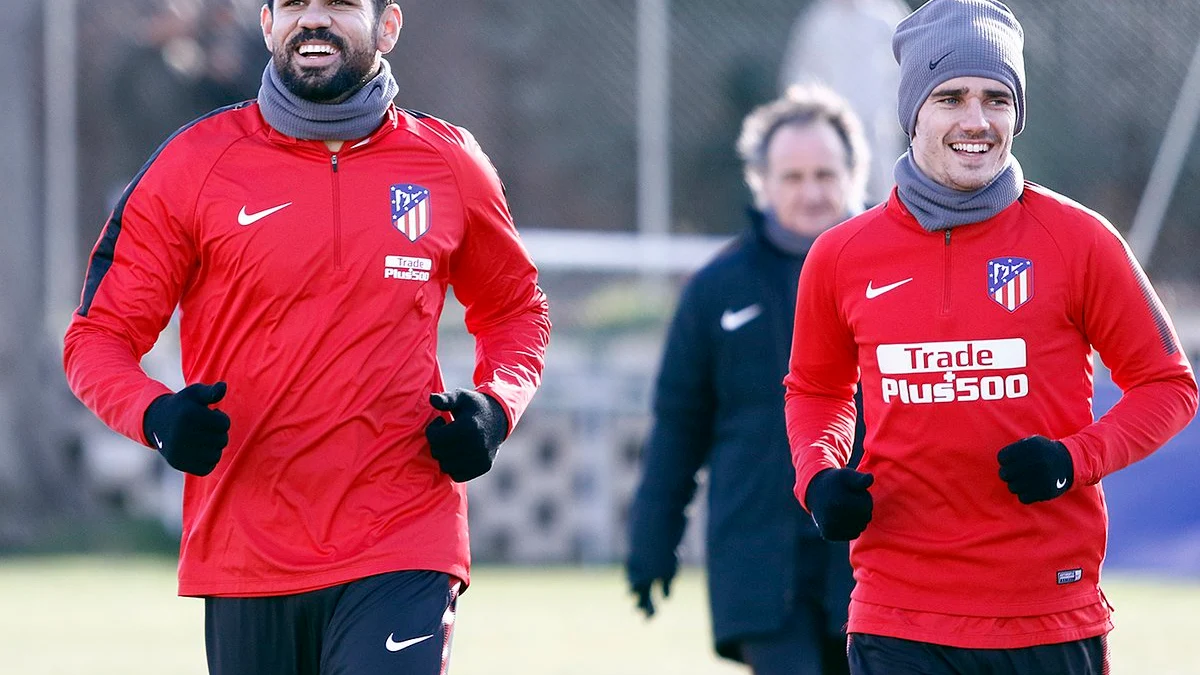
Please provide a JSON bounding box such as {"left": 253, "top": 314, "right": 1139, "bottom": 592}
{"left": 805, "top": 468, "right": 875, "bottom": 541}
{"left": 626, "top": 555, "right": 675, "bottom": 619}
{"left": 142, "top": 382, "right": 230, "bottom": 476}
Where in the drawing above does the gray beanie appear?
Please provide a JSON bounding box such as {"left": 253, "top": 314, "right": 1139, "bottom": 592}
{"left": 892, "top": 0, "right": 1025, "bottom": 137}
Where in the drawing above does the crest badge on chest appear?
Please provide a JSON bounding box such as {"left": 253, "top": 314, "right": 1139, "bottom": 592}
{"left": 391, "top": 183, "right": 431, "bottom": 242}
{"left": 987, "top": 257, "right": 1033, "bottom": 312}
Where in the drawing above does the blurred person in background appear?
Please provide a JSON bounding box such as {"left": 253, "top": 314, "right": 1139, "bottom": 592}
{"left": 626, "top": 83, "right": 870, "bottom": 675}
{"left": 784, "top": 1, "right": 1198, "bottom": 673}
{"left": 62, "top": 1, "right": 550, "bottom": 673}
{"left": 778, "top": 0, "right": 911, "bottom": 206}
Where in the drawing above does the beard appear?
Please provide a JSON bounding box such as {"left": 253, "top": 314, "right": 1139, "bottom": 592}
{"left": 273, "top": 28, "right": 378, "bottom": 103}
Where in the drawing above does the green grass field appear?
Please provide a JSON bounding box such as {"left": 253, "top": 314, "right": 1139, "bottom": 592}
{"left": 2, "top": 556, "right": 1198, "bottom": 674}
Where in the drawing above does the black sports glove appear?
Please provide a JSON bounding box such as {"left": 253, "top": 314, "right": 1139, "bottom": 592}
{"left": 805, "top": 468, "right": 875, "bottom": 541}
{"left": 142, "top": 382, "right": 231, "bottom": 477}
{"left": 997, "top": 435, "right": 1073, "bottom": 504}
{"left": 425, "top": 389, "right": 509, "bottom": 482}
{"left": 627, "top": 558, "right": 674, "bottom": 619}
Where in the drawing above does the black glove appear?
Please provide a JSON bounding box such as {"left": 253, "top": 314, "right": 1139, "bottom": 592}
{"left": 997, "top": 435, "right": 1073, "bottom": 504}
{"left": 425, "top": 389, "right": 509, "bottom": 482}
{"left": 626, "top": 555, "right": 675, "bottom": 619}
{"left": 142, "top": 382, "right": 231, "bottom": 476}
{"left": 805, "top": 468, "right": 875, "bottom": 541}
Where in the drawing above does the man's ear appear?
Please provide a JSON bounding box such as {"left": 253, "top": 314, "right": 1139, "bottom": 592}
{"left": 260, "top": 4, "right": 275, "bottom": 52}
{"left": 376, "top": 4, "right": 403, "bottom": 55}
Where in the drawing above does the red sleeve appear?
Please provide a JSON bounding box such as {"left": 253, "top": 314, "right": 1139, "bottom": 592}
{"left": 446, "top": 130, "right": 550, "bottom": 431}
{"left": 62, "top": 138, "right": 203, "bottom": 446}
{"left": 1060, "top": 214, "right": 1198, "bottom": 484}
{"left": 784, "top": 231, "right": 860, "bottom": 509}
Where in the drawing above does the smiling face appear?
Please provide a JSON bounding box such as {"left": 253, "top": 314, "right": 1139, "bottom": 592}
{"left": 261, "top": 0, "right": 401, "bottom": 103}
{"left": 911, "top": 76, "right": 1016, "bottom": 191}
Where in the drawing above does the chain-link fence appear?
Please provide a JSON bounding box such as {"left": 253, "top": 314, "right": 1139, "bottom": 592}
{"left": 59, "top": 0, "right": 1200, "bottom": 260}
{"left": 400, "top": 0, "right": 1200, "bottom": 278}
{"left": 62, "top": 0, "right": 1200, "bottom": 280}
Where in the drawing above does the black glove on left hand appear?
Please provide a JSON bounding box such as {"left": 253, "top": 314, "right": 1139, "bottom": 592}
{"left": 805, "top": 468, "right": 875, "bottom": 541}
{"left": 425, "top": 389, "right": 509, "bottom": 482}
{"left": 997, "top": 435, "right": 1074, "bottom": 504}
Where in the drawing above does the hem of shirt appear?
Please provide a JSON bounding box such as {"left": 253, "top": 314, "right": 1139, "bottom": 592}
{"left": 177, "top": 557, "right": 469, "bottom": 598}
{"left": 852, "top": 584, "right": 1102, "bottom": 617}
{"left": 847, "top": 617, "right": 1113, "bottom": 649}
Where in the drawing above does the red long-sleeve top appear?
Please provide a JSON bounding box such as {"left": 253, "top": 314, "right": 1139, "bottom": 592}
{"left": 785, "top": 184, "right": 1196, "bottom": 647}
{"left": 64, "top": 102, "right": 550, "bottom": 597}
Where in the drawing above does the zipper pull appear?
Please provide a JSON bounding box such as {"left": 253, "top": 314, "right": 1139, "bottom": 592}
{"left": 331, "top": 154, "right": 339, "bottom": 172}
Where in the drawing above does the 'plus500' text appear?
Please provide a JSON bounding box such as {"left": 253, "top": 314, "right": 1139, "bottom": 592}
{"left": 881, "top": 374, "right": 1029, "bottom": 404}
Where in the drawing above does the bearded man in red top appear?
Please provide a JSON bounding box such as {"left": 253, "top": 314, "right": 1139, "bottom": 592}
{"left": 63, "top": 2, "right": 550, "bottom": 673}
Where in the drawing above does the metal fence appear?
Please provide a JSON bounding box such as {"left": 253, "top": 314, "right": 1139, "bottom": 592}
{"left": 398, "top": 0, "right": 1200, "bottom": 282}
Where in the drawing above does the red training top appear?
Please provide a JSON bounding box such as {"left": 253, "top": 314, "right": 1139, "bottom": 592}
{"left": 785, "top": 184, "right": 1196, "bottom": 648}
{"left": 64, "top": 102, "right": 551, "bottom": 597}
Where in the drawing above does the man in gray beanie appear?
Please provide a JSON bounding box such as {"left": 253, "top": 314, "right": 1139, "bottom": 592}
{"left": 782, "top": 0, "right": 1198, "bottom": 673}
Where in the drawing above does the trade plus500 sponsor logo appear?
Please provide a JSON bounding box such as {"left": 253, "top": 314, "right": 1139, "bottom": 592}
{"left": 877, "top": 338, "right": 1028, "bottom": 404}
{"left": 384, "top": 255, "right": 432, "bottom": 281}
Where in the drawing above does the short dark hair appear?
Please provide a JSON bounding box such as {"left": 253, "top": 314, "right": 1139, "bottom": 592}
{"left": 370, "top": 0, "right": 398, "bottom": 15}
{"left": 269, "top": 0, "right": 397, "bottom": 17}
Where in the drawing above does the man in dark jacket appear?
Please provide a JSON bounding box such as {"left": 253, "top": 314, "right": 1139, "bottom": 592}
{"left": 626, "top": 84, "right": 870, "bottom": 675}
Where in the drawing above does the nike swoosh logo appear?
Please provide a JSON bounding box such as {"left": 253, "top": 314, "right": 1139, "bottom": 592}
{"left": 929, "top": 50, "right": 953, "bottom": 70}
{"left": 1056, "top": 478, "right": 1068, "bottom": 489}
{"left": 386, "top": 633, "right": 433, "bottom": 652}
{"left": 865, "top": 278, "right": 914, "bottom": 299}
{"left": 152, "top": 433, "right": 163, "bottom": 450}
{"left": 720, "top": 304, "right": 762, "bottom": 332}
{"left": 237, "top": 202, "right": 293, "bottom": 226}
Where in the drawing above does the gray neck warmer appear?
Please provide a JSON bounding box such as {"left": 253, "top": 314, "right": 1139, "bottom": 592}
{"left": 257, "top": 58, "right": 399, "bottom": 140}
{"left": 893, "top": 148, "right": 1023, "bottom": 232}
{"left": 760, "top": 208, "right": 861, "bottom": 257}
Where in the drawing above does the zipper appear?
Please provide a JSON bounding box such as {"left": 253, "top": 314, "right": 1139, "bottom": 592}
{"left": 330, "top": 153, "right": 342, "bottom": 269}
{"left": 942, "top": 230, "right": 952, "bottom": 315}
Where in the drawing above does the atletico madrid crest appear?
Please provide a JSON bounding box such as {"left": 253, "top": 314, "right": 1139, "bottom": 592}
{"left": 987, "top": 257, "right": 1033, "bottom": 312}
{"left": 390, "top": 184, "right": 431, "bottom": 242}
